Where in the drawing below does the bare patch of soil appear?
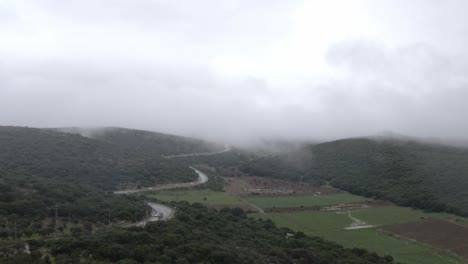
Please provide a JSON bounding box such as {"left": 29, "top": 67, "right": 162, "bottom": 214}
{"left": 224, "top": 176, "right": 337, "bottom": 197}
{"left": 383, "top": 219, "right": 468, "bottom": 259}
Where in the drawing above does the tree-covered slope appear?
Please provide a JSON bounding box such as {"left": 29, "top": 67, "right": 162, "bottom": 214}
{"left": 239, "top": 147, "right": 321, "bottom": 183}
{"left": 0, "top": 126, "right": 201, "bottom": 238}
{"left": 313, "top": 138, "right": 468, "bottom": 215}
{"left": 0, "top": 126, "right": 196, "bottom": 189}
{"left": 56, "top": 127, "right": 223, "bottom": 156}
{"left": 239, "top": 137, "right": 468, "bottom": 216}
{"left": 28, "top": 203, "right": 394, "bottom": 264}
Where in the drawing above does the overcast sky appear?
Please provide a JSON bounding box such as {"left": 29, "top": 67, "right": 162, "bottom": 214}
{"left": 1, "top": 0, "right": 468, "bottom": 143}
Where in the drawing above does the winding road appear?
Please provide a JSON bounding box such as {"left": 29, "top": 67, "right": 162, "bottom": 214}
{"left": 117, "top": 167, "right": 209, "bottom": 226}
{"left": 117, "top": 144, "right": 231, "bottom": 226}
{"left": 114, "top": 167, "right": 208, "bottom": 195}
{"left": 133, "top": 202, "right": 175, "bottom": 227}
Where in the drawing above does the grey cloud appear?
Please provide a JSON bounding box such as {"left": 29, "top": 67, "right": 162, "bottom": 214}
{"left": 321, "top": 40, "right": 468, "bottom": 139}
{"left": 1, "top": 1, "right": 468, "bottom": 144}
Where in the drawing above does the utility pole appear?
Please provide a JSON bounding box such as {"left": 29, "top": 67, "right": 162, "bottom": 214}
{"left": 145, "top": 201, "right": 148, "bottom": 218}
{"left": 54, "top": 203, "right": 58, "bottom": 222}
{"left": 14, "top": 220, "right": 17, "bottom": 240}
{"left": 68, "top": 208, "right": 71, "bottom": 225}
{"left": 54, "top": 204, "right": 59, "bottom": 238}
{"left": 108, "top": 208, "right": 111, "bottom": 225}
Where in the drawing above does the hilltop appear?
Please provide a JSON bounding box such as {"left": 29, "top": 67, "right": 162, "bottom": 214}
{"left": 55, "top": 127, "right": 223, "bottom": 156}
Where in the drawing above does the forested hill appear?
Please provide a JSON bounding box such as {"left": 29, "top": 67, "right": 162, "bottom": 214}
{"left": 312, "top": 138, "right": 468, "bottom": 215}
{"left": 0, "top": 126, "right": 196, "bottom": 190}
{"left": 0, "top": 126, "right": 205, "bottom": 237}
{"left": 240, "top": 137, "right": 468, "bottom": 216}
{"left": 39, "top": 203, "right": 395, "bottom": 264}
{"left": 55, "top": 127, "right": 223, "bottom": 156}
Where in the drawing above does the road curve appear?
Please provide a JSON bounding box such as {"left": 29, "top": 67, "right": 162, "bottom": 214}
{"left": 115, "top": 143, "right": 227, "bottom": 225}
{"left": 190, "top": 166, "right": 209, "bottom": 184}
{"left": 114, "top": 167, "right": 209, "bottom": 195}
{"left": 132, "top": 202, "right": 175, "bottom": 227}
{"left": 116, "top": 167, "right": 209, "bottom": 225}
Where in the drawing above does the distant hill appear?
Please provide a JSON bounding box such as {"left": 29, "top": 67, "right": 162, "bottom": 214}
{"left": 2, "top": 126, "right": 200, "bottom": 190}
{"left": 312, "top": 138, "right": 468, "bottom": 215}
{"left": 240, "top": 137, "right": 468, "bottom": 216}
{"left": 55, "top": 127, "right": 223, "bottom": 156}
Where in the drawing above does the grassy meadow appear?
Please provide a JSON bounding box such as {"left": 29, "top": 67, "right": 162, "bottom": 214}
{"left": 245, "top": 192, "right": 368, "bottom": 208}
{"left": 145, "top": 187, "right": 467, "bottom": 264}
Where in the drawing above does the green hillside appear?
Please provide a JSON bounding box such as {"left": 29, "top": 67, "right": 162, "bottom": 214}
{"left": 56, "top": 127, "right": 223, "bottom": 156}
{"left": 0, "top": 126, "right": 205, "bottom": 238}
{"left": 1, "top": 126, "right": 196, "bottom": 189}
{"left": 313, "top": 138, "right": 468, "bottom": 215}
{"left": 239, "top": 138, "right": 468, "bottom": 216}
{"left": 33, "top": 203, "right": 394, "bottom": 264}
{"left": 0, "top": 127, "right": 397, "bottom": 263}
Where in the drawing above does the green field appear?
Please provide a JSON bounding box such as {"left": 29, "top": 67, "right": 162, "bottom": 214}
{"left": 147, "top": 188, "right": 467, "bottom": 264}
{"left": 245, "top": 193, "right": 368, "bottom": 208}
{"left": 147, "top": 190, "right": 244, "bottom": 205}
{"left": 251, "top": 208, "right": 467, "bottom": 264}
{"left": 352, "top": 206, "right": 467, "bottom": 226}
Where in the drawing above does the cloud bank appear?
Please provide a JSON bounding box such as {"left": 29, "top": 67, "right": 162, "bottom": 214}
{"left": 1, "top": 0, "right": 468, "bottom": 143}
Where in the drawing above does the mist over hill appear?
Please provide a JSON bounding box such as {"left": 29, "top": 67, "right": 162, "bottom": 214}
{"left": 0, "top": 126, "right": 221, "bottom": 239}
{"left": 54, "top": 127, "right": 224, "bottom": 155}
{"left": 0, "top": 126, "right": 399, "bottom": 264}
{"left": 239, "top": 137, "right": 468, "bottom": 216}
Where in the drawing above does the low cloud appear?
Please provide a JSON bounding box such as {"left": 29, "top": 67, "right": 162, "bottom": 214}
{"left": 1, "top": 1, "right": 468, "bottom": 144}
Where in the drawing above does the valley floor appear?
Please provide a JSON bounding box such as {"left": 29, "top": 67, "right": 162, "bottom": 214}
{"left": 148, "top": 174, "right": 468, "bottom": 264}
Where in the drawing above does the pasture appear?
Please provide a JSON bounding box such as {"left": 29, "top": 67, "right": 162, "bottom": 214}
{"left": 146, "top": 181, "right": 468, "bottom": 264}
{"left": 245, "top": 192, "right": 368, "bottom": 208}
{"left": 251, "top": 207, "right": 467, "bottom": 264}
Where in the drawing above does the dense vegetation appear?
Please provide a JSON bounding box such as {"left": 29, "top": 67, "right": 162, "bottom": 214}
{"left": 3, "top": 203, "right": 395, "bottom": 264}
{"left": 239, "top": 148, "right": 322, "bottom": 184}
{"left": 313, "top": 138, "right": 468, "bottom": 216}
{"left": 56, "top": 127, "right": 223, "bottom": 156}
{"left": 8, "top": 126, "right": 462, "bottom": 263}
{"left": 239, "top": 138, "right": 468, "bottom": 216}
{"left": 0, "top": 126, "right": 214, "bottom": 239}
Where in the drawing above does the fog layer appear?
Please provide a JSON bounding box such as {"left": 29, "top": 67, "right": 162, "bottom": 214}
{"left": 1, "top": 0, "right": 468, "bottom": 143}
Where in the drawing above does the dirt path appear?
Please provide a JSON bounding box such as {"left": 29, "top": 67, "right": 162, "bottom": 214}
{"left": 344, "top": 211, "right": 374, "bottom": 230}
{"left": 239, "top": 198, "right": 265, "bottom": 214}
